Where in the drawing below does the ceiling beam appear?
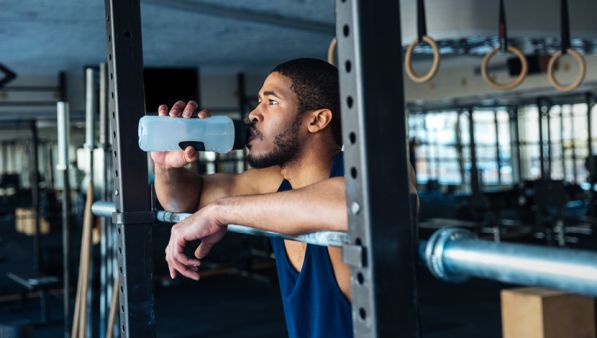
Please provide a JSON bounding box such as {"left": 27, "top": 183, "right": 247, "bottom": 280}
{"left": 143, "top": 0, "right": 335, "bottom": 35}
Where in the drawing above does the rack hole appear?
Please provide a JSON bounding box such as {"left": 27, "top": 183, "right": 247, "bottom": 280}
{"left": 343, "top": 25, "right": 349, "bottom": 37}
{"left": 123, "top": 31, "right": 132, "bottom": 39}
{"left": 350, "top": 167, "right": 357, "bottom": 179}
{"left": 349, "top": 132, "right": 356, "bottom": 144}
{"left": 359, "top": 308, "right": 366, "bottom": 320}
{"left": 357, "top": 272, "right": 364, "bottom": 285}
{"left": 345, "top": 60, "right": 352, "bottom": 73}
{"left": 355, "top": 238, "right": 362, "bottom": 246}
{"left": 346, "top": 96, "right": 353, "bottom": 108}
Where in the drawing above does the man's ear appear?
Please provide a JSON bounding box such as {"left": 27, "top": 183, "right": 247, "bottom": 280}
{"left": 307, "top": 109, "right": 333, "bottom": 133}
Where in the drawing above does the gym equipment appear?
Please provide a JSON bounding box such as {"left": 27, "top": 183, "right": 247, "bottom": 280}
{"left": 92, "top": 201, "right": 348, "bottom": 247}
{"left": 56, "top": 101, "right": 72, "bottom": 338}
{"left": 6, "top": 272, "right": 59, "bottom": 324}
{"left": 404, "top": 0, "right": 439, "bottom": 84}
{"left": 92, "top": 202, "right": 597, "bottom": 297}
{"left": 547, "top": 0, "right": 586, "bottom": 92}
{"left": 327, "top": 37, "right": 337, "bottom": 66}
{"left": 481, "top": 0, "right": 527, "bottom": 90}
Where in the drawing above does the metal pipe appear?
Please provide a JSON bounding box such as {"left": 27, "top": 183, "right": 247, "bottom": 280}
{"left": 85, "top": 68, "right": 96, "bottom": 151}
{"left": 56, "top": 101, "right": 71, "bottom": 338}
{"left": 91, "top": 201, "right": 349, "bottom": 247}
{"left": 424, "top": 227, "right": 597, "bottom": 297}
{"left": 84, "top": 67, "right": 96, "bottom": 338}
{"left": 92, "top": 200, "right": 597, "bottom": 298}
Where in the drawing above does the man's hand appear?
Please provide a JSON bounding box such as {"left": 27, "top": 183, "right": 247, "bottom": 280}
{"left": 164, "top": 203, "right": 227, "bottom": 280}
{"left": 151, "top": 100, "right": 211, "bottom": 169}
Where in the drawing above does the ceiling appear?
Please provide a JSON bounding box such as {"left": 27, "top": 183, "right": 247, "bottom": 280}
{"left": 2, "top": 0, "right": 597, "bottom": 77}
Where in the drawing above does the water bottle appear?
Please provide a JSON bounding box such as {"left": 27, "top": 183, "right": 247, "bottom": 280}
{"left": 138, "top": 115, "right": 247, "bottom": 153}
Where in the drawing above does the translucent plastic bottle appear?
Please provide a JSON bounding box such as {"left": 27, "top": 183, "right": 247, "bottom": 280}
{"left": 138, "top": 115, "right": 247, "bottom": 153}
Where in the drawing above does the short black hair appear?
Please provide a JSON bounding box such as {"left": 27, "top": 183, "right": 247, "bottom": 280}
{"left": 272, "top": 58, "right": 342, "bottom": 146}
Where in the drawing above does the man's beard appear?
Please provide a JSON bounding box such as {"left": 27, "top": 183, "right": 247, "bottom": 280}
{"left": 247, "top": 114, "right": 302, "bottom": 169}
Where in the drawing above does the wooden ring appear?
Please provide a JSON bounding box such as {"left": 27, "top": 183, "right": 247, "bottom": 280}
{"left": 481, "top": 46, "right": 528, "bottom": 90}
{"left": 327, "top": 37, "right": 337, "bottom": 66}
{"left": 404, "top": 35, "right": 440, "bottom": 83}
{"left": 547, "top": 48, "right": 586, "bottom": 92}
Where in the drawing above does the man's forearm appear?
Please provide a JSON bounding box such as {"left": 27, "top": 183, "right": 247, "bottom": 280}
{"left": 213, "top": 177, "right": 348, "bottom": 235}
{"left": 155, "top": 165, "right": 202, "bottom": 212}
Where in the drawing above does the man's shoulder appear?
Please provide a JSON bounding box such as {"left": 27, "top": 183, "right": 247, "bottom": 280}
{"left": 238, "top": 166, "right": 284, "bottom": 194}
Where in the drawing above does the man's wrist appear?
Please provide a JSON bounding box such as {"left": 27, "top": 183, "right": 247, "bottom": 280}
{"left": 210, "top": 197, "right": 234, "bottom": 227}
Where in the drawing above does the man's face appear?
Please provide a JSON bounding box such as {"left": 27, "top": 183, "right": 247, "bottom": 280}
{"left": 246, "top": 72, "right": 304, "bottom": 168}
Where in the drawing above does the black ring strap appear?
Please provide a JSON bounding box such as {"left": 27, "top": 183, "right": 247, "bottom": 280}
{"left": 498, "top": 0, "right": 508, "bottom": 51}
{"left": 560, "top": 0, "right": 571, "bottom": 53}
{"left": 416, "top": 0, "right": 427, "bottom": 41}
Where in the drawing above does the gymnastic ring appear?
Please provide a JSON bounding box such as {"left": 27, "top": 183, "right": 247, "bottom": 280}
{"left": 404, "top": 35, "right": 440, "bottom": 83}
{"left": 481, "top": 46, "right": 528, "bottom": 90}
{"left": 547, "top": 48, "right": 586, "bottom": 92}
{"left": 327, "top": 37, "right": 337, "bottom": 66}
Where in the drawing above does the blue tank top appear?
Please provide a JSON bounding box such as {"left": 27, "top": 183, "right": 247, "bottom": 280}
{"left": 271, "top": 153, "right": 353, "bottom": 338}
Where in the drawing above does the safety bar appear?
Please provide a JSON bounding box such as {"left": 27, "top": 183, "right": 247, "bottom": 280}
{"left": 92, "top": 201, "right": 597, "bottom": 297}
{"left": 91, "top": 201, "right": 349, "bottom": 247}
{"left": 423, "top": 227, "right": 597, "bottom": 297}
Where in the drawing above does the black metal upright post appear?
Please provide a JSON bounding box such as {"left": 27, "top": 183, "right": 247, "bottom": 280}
{"left": 494, "top": 110, "right": 502, "bottom": 184}
{"left": 547, "top": 107, "right": 553, "bottom": 178}
{"left": 47, "top": 146, "right": 54, "bottom": 189}
{"left": 537, "top": 99, "right": 549, "bottom": 179}
{"left": 335, "top": 1, "right": 419, "bottom": 337}
{"left": 104, "top": 0, "right": 155, "bottom": 336}
{"left": 468, "top": 107, "right": 481, "bottom": 196}
{"left": 587, "top": 93, "right": 595, "bottom": 158}
{"left": 509, "top": 107, "right": 522, "bottom": 183}
{"left": 569, "top": 105, "right": 578, "bottom": 182}
{"left": 30, "top": 120, "right": 42, "bottom": 272}
{"left": 237, "top": 72, "right": 247, "bottom": 120}
{"left": 422, "top": 112, "right": 432, "bottom": 180}
{"left": 1, "top": 142, "right": 6, "bottom": 174}
{"left": 455, "top": 110, "right": 466, "bottom": 187}
{"left": 560, "top": 106, "right": 567, "bottom": 180}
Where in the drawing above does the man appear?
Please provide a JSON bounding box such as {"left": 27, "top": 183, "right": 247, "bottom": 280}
{"left": 156, "top": 58, "right": 414, "bottom": 338}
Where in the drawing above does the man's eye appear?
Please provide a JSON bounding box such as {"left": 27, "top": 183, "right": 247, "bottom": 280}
{"left": 269, "top": 99, "right": 278, "bottom": 105}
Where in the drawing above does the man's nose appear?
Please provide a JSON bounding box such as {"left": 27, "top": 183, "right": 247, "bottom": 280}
{"left": 248, "top": 107, "right": 263, "bottom": 122}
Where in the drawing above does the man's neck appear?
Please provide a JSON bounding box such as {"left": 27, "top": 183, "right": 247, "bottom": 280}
{"left": 280, "top": 143, "right": 341, "bottom": 189}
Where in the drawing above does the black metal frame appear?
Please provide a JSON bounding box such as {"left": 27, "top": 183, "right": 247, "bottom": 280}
{"left": 335, "top": 1, "right": 418, "bottom": 337}
{"left": 104, "top": 0, "right": 155, "bottom": 336}
{"left": 105, "top": 0, "right": 418, "bottom": 337}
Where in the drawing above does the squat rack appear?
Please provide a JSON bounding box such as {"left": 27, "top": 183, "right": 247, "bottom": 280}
{"left": 101, "top": 1, "right": 597, "bottom": 338}
{"left": 104, "top": 0, "right": 417, "bottom": 337}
